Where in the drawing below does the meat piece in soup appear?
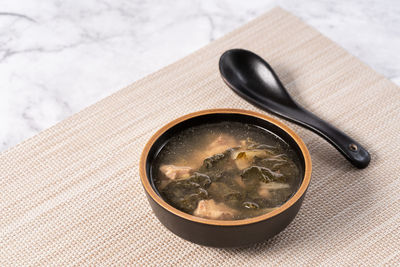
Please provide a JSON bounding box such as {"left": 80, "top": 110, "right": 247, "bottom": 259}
{"left": 206, "top": 135, "right": 239, "bottom": 156}
{"left": 194, "top": 199, "right": 238, "bottom": 220}
{"left": 159, "top": 165, "right": 192, "bottom": 180}
{"left": 153, "top": 121, "right": 302, "bottom": 220}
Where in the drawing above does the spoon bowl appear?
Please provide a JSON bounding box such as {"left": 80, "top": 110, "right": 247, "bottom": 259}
{"left": 220, "top": 49, "right": 296, "bottom": 108}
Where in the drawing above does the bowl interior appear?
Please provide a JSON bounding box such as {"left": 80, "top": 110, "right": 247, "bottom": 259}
{"left": 145, "top": 112, "right": 306, "bottom": 201}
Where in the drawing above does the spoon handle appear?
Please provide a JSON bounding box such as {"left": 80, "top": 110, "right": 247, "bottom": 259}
{"left": 279, "top": 105, "right": 371, "bottom": 169}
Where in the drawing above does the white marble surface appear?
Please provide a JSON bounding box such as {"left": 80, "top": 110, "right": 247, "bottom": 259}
{"left": 1, "top": 0, "right": 399, "bottom": 152}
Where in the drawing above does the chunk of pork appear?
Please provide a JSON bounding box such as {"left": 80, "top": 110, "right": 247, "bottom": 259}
{"left": 159, "top": 165, "right": 192, "bottom": 180}
{"left": 206, "top": 135, "right": 238, "bottom": 156}
{"left": 193, "top": 199, "right": 237, "bottom": 220}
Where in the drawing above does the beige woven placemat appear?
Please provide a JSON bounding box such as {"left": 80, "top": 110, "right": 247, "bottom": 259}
{"left": 1, "top": 7, "right": 399, "bottom": 266}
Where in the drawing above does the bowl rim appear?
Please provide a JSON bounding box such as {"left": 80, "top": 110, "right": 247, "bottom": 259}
{"left": 139, "top": 108, "right": 312, "bottom": 226}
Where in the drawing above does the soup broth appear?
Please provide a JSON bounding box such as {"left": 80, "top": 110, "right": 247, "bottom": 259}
{"left": 152, "top": 121, "right": 302, "bottom": 220}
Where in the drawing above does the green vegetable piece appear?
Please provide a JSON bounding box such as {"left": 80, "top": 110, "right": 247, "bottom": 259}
{"left": 207, "top": 182, "right": 244, "bottom": 207}
{"left": 161, "top": 173, "right": 211, "bottom": 213}
{"left": 190, "top": 172, "right": 212, "bottom": 188}
{"left": 241, "top": 166, "right": 284, "bottom": 185}
{"left": 203, "top": 153, "right": 225, "bottom": 169}
{"left": 198, "top": 150, "right": 239, "bottom": 183}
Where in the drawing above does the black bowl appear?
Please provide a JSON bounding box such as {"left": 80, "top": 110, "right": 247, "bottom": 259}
{"left": 139, "top": 109, "right": 312, "bottom": 247}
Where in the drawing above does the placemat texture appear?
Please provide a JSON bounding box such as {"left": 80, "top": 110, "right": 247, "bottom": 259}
{"left": 1, "top": 7, "right": 399, "bottom": 266}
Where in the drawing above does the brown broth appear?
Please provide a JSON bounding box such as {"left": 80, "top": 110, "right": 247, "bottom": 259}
{"left": 152, "top": 121, "right": 302, "bottom": 220}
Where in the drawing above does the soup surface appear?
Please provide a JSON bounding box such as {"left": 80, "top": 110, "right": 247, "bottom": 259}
{"left": 152, "top": 121, "right": 302, "bottom": 220}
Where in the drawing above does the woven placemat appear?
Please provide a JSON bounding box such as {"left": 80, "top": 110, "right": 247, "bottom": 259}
{"left": 1, "top": 7, "right": 399, "bottom": 266}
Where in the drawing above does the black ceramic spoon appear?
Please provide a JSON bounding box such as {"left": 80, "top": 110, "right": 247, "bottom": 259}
{"left": 219, "top": 49, "right": 370, "bottom": 169}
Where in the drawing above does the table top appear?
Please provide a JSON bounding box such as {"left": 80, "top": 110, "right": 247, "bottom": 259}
{"left": 1, "top": 7, "right": 399, "bottom": 265}
{"left": 1, "top": 0, "right": 399, "bottom": 152}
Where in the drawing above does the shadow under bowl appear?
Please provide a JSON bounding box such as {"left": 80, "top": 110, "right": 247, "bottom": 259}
{"left": 139, "top": 109, "right": 312, "bottom": 247}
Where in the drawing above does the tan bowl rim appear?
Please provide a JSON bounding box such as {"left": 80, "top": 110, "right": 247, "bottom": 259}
{"left": 139, "top": 108, "right": 312, "bottom": 226}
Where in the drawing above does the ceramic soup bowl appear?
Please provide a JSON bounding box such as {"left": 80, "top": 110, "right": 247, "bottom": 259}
{"left": 139, "top": 109, "right": 311, "bottom": 247}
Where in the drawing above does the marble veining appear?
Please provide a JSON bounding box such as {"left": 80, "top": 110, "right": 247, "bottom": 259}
{"left": 1, "top": 0, "right": 399, "bottom": 151}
